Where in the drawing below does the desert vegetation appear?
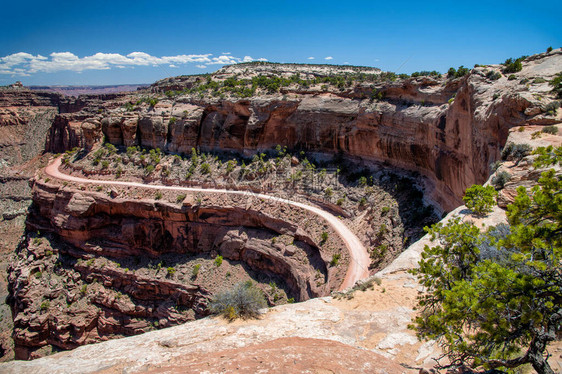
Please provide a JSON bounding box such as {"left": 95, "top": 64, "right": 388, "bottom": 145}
{"left": 63, "top": 143, "right": 438, "bottom": 270}
{"left": 411, "top": 146, "right": 562, "bottom": 373}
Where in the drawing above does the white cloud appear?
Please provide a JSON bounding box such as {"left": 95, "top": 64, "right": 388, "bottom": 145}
{"left": 344, "top": 62, "right": 350, "bottom": 65}
{"left": 307, "top": 57, "right": 315, "bottom": 60}
{"left": 324, "top": 56, "right": 333, "bottom": 60}
{"left": 196, "top": 65, "right": 207, "bottom": 69}
{"left": 0, "top": 51, "right": 269, "bottom": 76}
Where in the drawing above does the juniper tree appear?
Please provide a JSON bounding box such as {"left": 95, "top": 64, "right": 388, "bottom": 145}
{"left": 411, "top": 148, "right": 562, "bottom": 373}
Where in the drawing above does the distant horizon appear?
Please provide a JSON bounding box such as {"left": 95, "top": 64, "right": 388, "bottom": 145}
{"left": 2, "top": 0, "right": 560, "bottom": 86}
{"left": 5, "top": 48, "right": 558, "bottom": 88}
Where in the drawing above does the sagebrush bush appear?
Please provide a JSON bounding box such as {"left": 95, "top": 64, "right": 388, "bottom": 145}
{"left": 489, "top": 160, "right": 502, "bottom": 173}
{"left": 486, "top": 71, "right": 502, "bottom": 81}
{"left": 544, "top": 101, "right": 560, "bottom": 116}
{"left": 501, "top": 142, "right": 532, "bottom": 161}
{"left": 511, "top": 143, "right": 532, "bottom": 161}
{"left": 209, "top": 281, "right": 266, "bottom": 320}
{"left": 491, "top": 171, "right": 511, "bottom": 189}
{"left": 542, "top": 125, "right": 558, "bottom": 134}
{"left": 550, "top": 72, "right": 562, "bottom": 98}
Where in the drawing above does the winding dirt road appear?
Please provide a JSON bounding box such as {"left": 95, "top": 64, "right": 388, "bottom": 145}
{"left": 45, "top": 157, "right": 370, "bottom": 290}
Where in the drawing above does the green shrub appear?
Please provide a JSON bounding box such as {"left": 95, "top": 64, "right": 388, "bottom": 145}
{"left": 166, "top": 267, "right": 176, "bottom": 277}
{"left": 542, "top": 125, "right": 558, "bottom": 134}
{"left": 192, "top": 264, "right": 201, "bottom": 277}
{"left": 508, "top": 74, "right": 517, "bottom": 81}
{"left": 550, "top": 72, "right": 562, "bottom": 98}
{"left": 501, "top": 142, "right": 532, "bottom": 161}
{"left": 379, "top": 224, "right": 388, "bottom": 235}
{"left": 486, "top": 71, "right": 502, "bottom": 81}
{"left": 336, "top": 198, "right": 345, "bottom": 206}
{"left": 449, "top": 66, "right": 469, "bottom": 78}
{"left": 411, "top": 70, "right": 440, "bottom": 78}
{"left": 491, "top": 171, "right": 511, "bottom": 190}
{"left": 149, "top": 149, "right": 161, "bottom": 164}
{"left": 321, "top": 231, "right": 329, "bottom": 243}
{"left": 200, "top": 163, "right": 211, "bottom": 174}
{"left": 104, "top": 143, "right": 117, "bottom": 155}
{"left": 381, "top": 206, "right": 390, "bottom": 215}
{"left": 544, "top": 101, "right": 560, "bottom": 116}
{"left": 80, "top": 285, "right": 87, "bottom": 295}
{"left": 214, "top": 255, "right": 223, "bottom": 267}
{"left": 126, "top": 146, "right": 138, "bottom": 156}
{"left": 489, "top": 160, "right": 502, "bottom": 173}
{"left": 101, "top": 160, "right": 109, "bottom": 169}
{"left": 511, "top": 143, "right": 532, "bottom": 161}
{"left": 324, "top": 188, "right": 333, "bottom": 198}
{"left": 40, "top": 300, "right": 50, "bottom": 311}
{"left": 225, "top": 160, "right": 236, "bottom": 173}
{"left": 447, "top": 67, "right": 456, "bottom": 78}
{"left": 533, "top": 77, "right": 547, "bottom": 84}
{"left": 155, "top": 192, "right": 162, "bottom": 200}
{"left": 462, "top": 185, "right": 497, "bottom": 216}
{"left": 502, "top": 56, "right": 525, "bottom": 74}
{"left": 547, "top": 46, "right": 553, "bottom": 53}
{"left": 330, "top": 253, "right": 341, "bottom": 266}
{"left": 34, "top": 271, "right": 42, "bottom": 279}
{"left": 145, "top": 164, "right": 155, "bottom": 174}
{"left": 176, "top": 194, "right": 186, "bottom": 203}
{"left": 209, "top": 281, "right": 266, "bottom": 320}
{"left": 353, "top": 278, "right": 377, "bottom": 292}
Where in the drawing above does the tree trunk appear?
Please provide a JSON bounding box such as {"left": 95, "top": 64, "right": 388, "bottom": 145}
{"left": 528, "top": 333, "right": 554, "bottom": 374}
{"left": 529, "top": 352, "right": 553, "bottom": 374}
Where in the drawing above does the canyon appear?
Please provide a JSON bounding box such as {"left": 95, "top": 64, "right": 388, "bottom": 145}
{"left": 0, "top": 50, "right": 560, "bottom": 370}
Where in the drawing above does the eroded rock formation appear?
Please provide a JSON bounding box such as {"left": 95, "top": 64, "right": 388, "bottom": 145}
{"left": 46, "top": 52, "right": 562, "bottom": 211}
{"left": 8, "top": 179, "right": 337, "bottom": 359}
{"left": 4, "top": 50, "right": 561, "bottom": 362}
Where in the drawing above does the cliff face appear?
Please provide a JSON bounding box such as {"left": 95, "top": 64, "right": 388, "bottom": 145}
{"left": 8, "top": 179, "right": 340, "bottom": 359}
{"left": 48, "top": 52, "right": 562, "bottom": 211}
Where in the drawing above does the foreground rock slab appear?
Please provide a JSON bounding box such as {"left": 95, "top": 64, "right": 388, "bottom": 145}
{"left": 0, "top": 283, "right": 428, "bottom": 373}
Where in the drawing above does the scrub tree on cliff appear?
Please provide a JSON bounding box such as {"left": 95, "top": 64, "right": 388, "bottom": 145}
{"left": 410, "top": 146, "right": 562, "bottom": 374}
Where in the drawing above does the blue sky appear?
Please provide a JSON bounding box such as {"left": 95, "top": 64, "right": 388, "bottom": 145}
{"left": 1, "top": 0, "right": 560, "bottom": 85}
